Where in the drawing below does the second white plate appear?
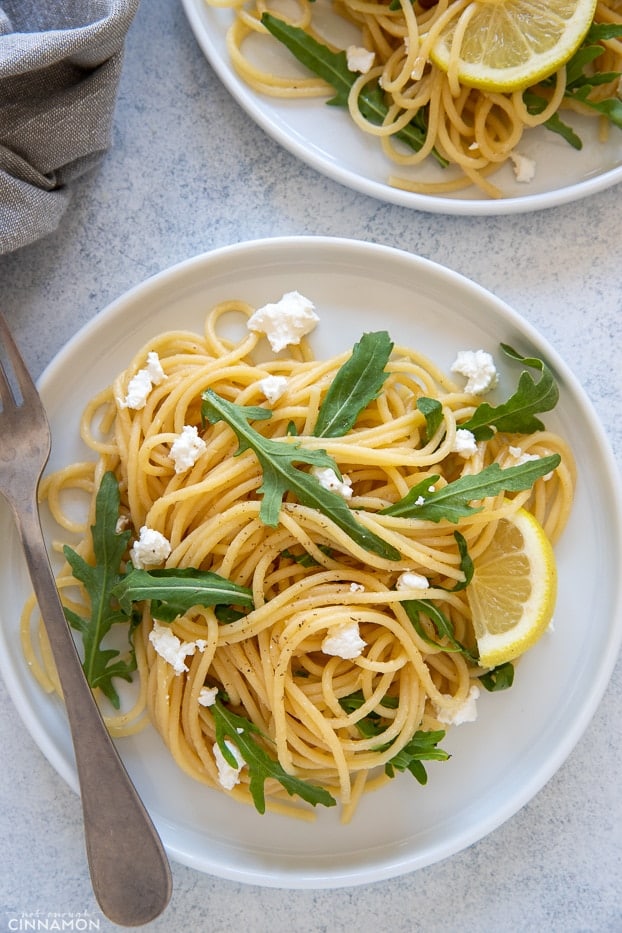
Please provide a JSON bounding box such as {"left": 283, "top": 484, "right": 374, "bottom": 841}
{"left": 181, "top": 0, "right": 622, "bottom": 215}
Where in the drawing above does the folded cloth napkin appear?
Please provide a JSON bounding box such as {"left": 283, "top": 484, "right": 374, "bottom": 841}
{"left": 0, "top": 0, "right": 140, "bottom": 253}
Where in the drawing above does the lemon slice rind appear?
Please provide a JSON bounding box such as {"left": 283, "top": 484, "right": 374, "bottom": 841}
{"left": 468, "top": 508, "right": 557, "bottom": 668}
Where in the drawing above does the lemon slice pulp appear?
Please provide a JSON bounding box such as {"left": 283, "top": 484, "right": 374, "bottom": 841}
{"left": 430, "top": 0, "right": 598, "bottom": 92}
{"left": 467, "top": 507, "right": 557, "bottom": 668}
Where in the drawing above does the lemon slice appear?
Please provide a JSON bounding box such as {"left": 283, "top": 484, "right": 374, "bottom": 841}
{"left": 430, "top": 0, "right": 598, "bottom": 92}
{"left": 467, "top": 507, "right": 557, "bottom": 667}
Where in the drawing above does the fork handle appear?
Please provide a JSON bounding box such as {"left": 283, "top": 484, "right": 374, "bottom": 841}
{"left": 16, "top": 496, "right": 172, "bottom": 926}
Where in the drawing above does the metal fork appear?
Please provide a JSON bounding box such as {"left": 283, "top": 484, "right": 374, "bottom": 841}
{"left": 0, "top": 314, "right": 172, "bottom": 926}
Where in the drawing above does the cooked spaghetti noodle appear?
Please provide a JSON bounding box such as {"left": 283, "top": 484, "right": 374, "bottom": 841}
{"left": 22, "top": 299, "right": 575, "bottom": 820}
{"left": 209, "top": 0, "right": 622, "bottom": 197}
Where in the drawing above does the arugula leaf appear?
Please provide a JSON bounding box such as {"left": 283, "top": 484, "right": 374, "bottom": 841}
{"left": 384, "top": 730, "right": 450, "bottom": 784}
{"left": 313, "top": 331, "right": 393, "bottom": 437}
{"left": 202, "top": 388, "right": 400, "bottom": 560}
{"left": 338, "top": 691, "right": 449, "bottom": 783}
{"left": 533, "top": 24, "right": 622, "bottom": 144}
{"left": 479, "top": 662, "right": 515, "bottom": 692}
{"left": 460, "top": 345, "right": 559, "bottom": 440}
{"left": 113, "top": 567, "right": 254, "bottom": 622}
{"left": 261, "top": 14, "right": 447, "bottom": 166}
{"left": 447, "top": 530, "right": 473, "bottom": 592}
{"left": 211, "top": 699, "right": 336, "bottom": 812}
{"left": 62, "top": 471, "right": 135, "bottom": 709}
{"left": 403, "top": 598, "right": 477, "bottom": 663}
{"left": 524, "top": 91, "right": 583, "bottom": 148}
{"left": 382, "top": 454, "right": 560, "bottom": 522}
{"left": 417, "top": 396, "right": 444, "bottom": 444}
{"left": 338, "top": 690, "right": 398, "bottom": 738}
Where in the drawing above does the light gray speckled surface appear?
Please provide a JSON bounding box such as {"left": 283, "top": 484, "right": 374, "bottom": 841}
{"left": 1, "top": 1, "right": 621, "bottom": 931}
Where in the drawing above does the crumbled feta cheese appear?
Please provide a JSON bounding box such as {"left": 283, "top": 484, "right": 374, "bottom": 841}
{"left": 120, "top": 352, "right": 166, "bottom": 410}
{"left": 130, "top": 525, "right": 171, "bottom": 569}
{"left": 451, "top": 349, "right": 498, "bottom": 395}
{"left": 435, "top": 686, "right": 480, "bottom": 726}
{"left": 321, "top": 620, "right": 366, "bottom": 660}
{"left": 198, "top": 685, "right": 219, "bottom": 707}
{"left": 311, "top": 466, "right": 353, "bottom": 499}
{"left": 508, "top": 446, "right": 553, "bottom": 480}
{"left": 509, "top": 150, "right": 536, "bottom": 184}
{"left": 415, "top": 495, "right": 426, "bottom": 506}
{"left": 149, "top": 621, "right": 197, "bottom": 675}
{"left": 213, "top": 740, "right": 246, "bottom": 790}
{"left": 258, "top": 374, "right": 288, "bottom": 403}
{"left": 350, "top": 582, "right": 365, "bottom": 593}
{"left": 453, "top": 428, "right": 477, "bottom": 458}
{"left": 346, "top": 45, "right": 375, "bottom": 74}
{"left": 170, "top": 424, "right": 207, "bottom": 474}
{"left": 396, "top": 571, "right": 429, "bottom": 591}
{"left": 247, "top": 291, "right": 319, "bottom": 352}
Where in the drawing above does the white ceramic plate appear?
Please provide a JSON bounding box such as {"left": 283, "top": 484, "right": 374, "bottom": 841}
{"left": 180, "top": 0, "right": 622, "bottom": 215}
{"left": 1, "top": 237, "right": 621, "bottom": 887}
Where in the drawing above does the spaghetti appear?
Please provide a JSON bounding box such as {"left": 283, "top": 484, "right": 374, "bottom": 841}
{"left": 22, "top": 298, "right": 575, "bottom": 820}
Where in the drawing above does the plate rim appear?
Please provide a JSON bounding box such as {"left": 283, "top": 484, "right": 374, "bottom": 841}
{"left": 179, "top": 0, "right": 622, "bottom": 216}
{"left": 2, "top": 235, "right": 622, "bottom": 886}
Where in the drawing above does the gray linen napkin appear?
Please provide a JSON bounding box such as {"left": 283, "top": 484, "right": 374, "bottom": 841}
{"left": 0, "top": 0, "right": 140, "bottom": 253}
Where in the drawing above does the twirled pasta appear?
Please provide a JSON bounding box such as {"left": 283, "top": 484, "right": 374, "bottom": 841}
{"left": 22, "top": 300, "right": 575, "bottom": 820}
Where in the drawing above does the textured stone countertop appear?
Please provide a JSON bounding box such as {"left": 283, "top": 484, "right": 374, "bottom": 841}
{"left": 1, "top": 1, "right": 620, "bottom": 930}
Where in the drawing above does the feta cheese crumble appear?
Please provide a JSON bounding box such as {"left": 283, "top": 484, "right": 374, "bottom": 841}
{"left": 346, "top": 45, "right": 375, "bottom": 74}
{"left": 321, "top": 620, "right": 366, "bottom": 660}
{"left": 509, "top": 150, "right": 536, "bottom": 184}
{"left": 198, "top": 685, "right": 219, "bottom": 707}
{"left": 148, "top": 621, "right": 206, "bottom": 675}
{"left": 396, "top": 571, "right": 429, "bottom": 591}
{"left": 130, "top": 525, "right": 172, "bottom": 569}
{"left": 451, "top": 349, "right": 498, "bottom": 395}
{"left": 213, "top": 740, "right": 246, "bottom": 790}
{"left": 452, "top": 428, "right": 477, "bottom": 458}
{"left": 508, "top": 445, "right": 553, "bottom": 480}
{"left": 247, "top": 291, "right": 319, "bottom": 352}
{"left": 435, "top": 685, "right": 480, "bottom": 726}
{"left": 120, "top": 351, "right": 166, "bottom": 409}
{"left": 311, "top": 466, "right": 353, "bottom": 499}
{"left": 169, "top": 424, "right": 207, "bottom": 474}
{"left": 258, "top": 374, "right": 288, "bottom": 403}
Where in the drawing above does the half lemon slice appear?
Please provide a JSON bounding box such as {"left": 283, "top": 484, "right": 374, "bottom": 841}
{"left": 430, "top": 0, "right": 598, "bottom": 92}
{"left": 468, "top": 507, "right": 557, "bottom": 668}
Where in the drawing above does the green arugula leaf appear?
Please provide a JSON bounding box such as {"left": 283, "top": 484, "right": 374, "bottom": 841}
{"left": 211, "top": 699, "right": 336, "bottom": 812}
{"left": 403, "top": 598, "right": 478, "bottom": 664}
{"left": 313, "top": 331, "right": 393, "bottom": 437}
{"left": 566, "top": 87, "right": 622, "bottom": 129}
{"left": 338, "top": 690, "right": 398, "bottom": 737}
{"left": 460, "top": 345, "right": 559, "bottom": 440}
{"left": 202, "top": 388, "right": 400, "bottom": 560}
{"left": 447, "top": 530, "right": 473, "bottom": 592}
{"left": 534, "top": 25, "right": 622, "bottom": 144}
{"left": 261, "top": 13, "right": 447, "bottom": 166}
{"left": 62, "top": 471, "right": 135, "bottom": 709}
{"left": 417, "top": 396, "right": 444, "bottom": 444}
{"left": 382, "top": 455, "right": 559, "bottom": 522}
{"left": 384, "top": 730, "right": 450, "bottom": 784}
{"left": 338, "top": 691, "right": 449, "bottom": 784}
{"left": 523, "top": 91, "right": 583, "bottom": 148}
{"left": 479, "top": 662, "right": 515, "bottom": 692}
{"left": 113, "top": 567, "right": 254, "bottom": 622}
